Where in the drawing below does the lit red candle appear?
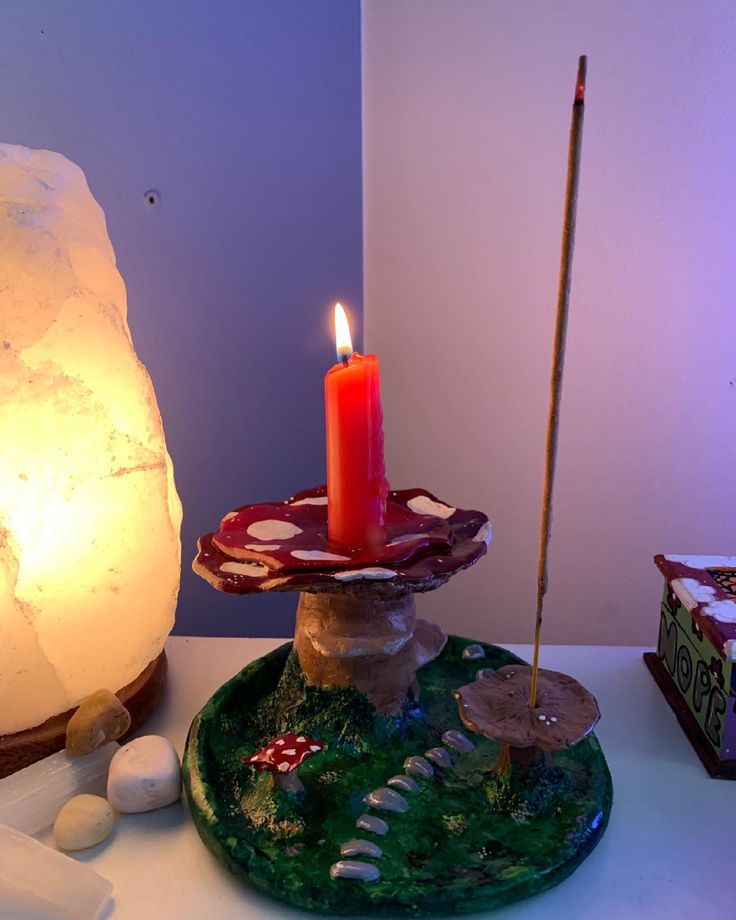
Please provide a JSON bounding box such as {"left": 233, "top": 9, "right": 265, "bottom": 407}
{"left": 325, "top": 303, "right": 388, "bottom": 549}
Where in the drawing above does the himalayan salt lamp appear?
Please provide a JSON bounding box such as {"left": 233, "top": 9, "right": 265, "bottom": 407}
{"left": 0, "top": 143, "right": 181, "bottom": 757}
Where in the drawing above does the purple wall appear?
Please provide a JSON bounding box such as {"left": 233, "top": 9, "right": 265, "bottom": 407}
{"left": 0, "top": 1, "right": 363, "bottom": 636}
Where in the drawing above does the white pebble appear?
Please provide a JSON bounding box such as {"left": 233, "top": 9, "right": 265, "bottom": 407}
{"left": 403, "top": 756, "right": 434, "bottom": 779}
{"left": 363, "top": 787, "right": 408, "bottom": 813}
{"left": 107, "top": 735, "right": 181, "bottom": 813}
{"left": 330, "top": 860, "right": 381, "bottom": 882}
{"left": 340, "top": 838, "right": 383, "bottom": 858}
{"left": 387, "top": 775, "right": 419, "bottom": 793}
{"left": 356, "top": 814, "right": 389, "bottom": 835}
{"left": 53, "top": 794, "right": 114, "bottom": 851}
{"left": 442, "top": 730, "right": 476, "bottom": 753}
{"left": 462, "top": 644, "right": 485, "bottom": 660}
{"left": 425, "top": 747, "right": 453, "bottom": 769}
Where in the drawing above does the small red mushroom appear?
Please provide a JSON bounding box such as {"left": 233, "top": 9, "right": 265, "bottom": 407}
{"left": 244, "top": 732, "right": 325, "bottom": 794}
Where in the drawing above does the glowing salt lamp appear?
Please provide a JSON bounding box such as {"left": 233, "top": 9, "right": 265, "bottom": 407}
{"left": 0, "top": 143, "right": 182, "bottom": 772}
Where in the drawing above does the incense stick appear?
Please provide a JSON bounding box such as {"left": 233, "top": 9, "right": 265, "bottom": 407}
{"left": 529, "top": 56, "right": 587, "bottom": 709}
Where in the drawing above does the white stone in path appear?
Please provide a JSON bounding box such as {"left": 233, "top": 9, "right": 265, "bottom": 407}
{"left": 476, "top": 668, "right": 495, "bottom": 680}
{"left": 356, "top": 814, "right": 389, "bottom": 836}
{"left": 53, "top": 794, "right": 114, "bottom": 851}
{"left": 403, "top": 756, "right": 434, "bottom": 779}
{"left": 462, "top": 644, "right": 486, "bottom": 660}
{"left": 387, "top": 774, "right": 419, "bottom": 793}
{"left": 107, "top": 735, "right": 181, "bottom": 813}
{"left": 330, "top": 861, "right": 381, "bottom": 882}
{"left": 363, "top": 787, "right": 408, "bottom": 813}
{"left": 425, "top": 747, "right": 453, "bottom": 769}
{"left": 340, "top": 839, "right": 383, "bottom": 858}
{"left": 442, "top": 729, "right": 476, "bottom": 754}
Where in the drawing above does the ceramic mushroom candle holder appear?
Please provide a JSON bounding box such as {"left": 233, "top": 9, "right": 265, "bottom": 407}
{"left": 194, "top": 484, "right": 491, "bottom": 713}
{"left": 184, "top": 482, "right": 612, "bottom": 917}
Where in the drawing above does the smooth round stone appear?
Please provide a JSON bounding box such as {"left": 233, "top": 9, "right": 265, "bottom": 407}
{"left": 403, "top": 755, "right": 434, "bottom": 779}
{"left": 53, "top": 794, "right": 114, "bottom": 851}
{"left": 475, "top": 667, "right": 496, "bottom": 680}
{"left": 425, "top": 747, "right": 453, "bottom": 769}
{"left": 355, "top": 814, "right": 389, "bottom": 836}
{"left": 442, "top": 729, "right": 476, "bottom": 753}
{"left": 340, "top": 838, "right": 383, "bottom": 858}
{"left": 107, "top": 735, "right": 181, "bottom": 813}
{"left": 387, "top": 774, "right": 419, "bottom": 793}
{"left": 65, "top": 688, "right": 131, "bottom": 756}
{"left": 330, "top": 860, "right": 381, "bottom": 882}
{"left": 363, "top": 787, "right": 408, "bottom": 813}
{"left": 462, "top": 643, "right": 486, "bottom": 660}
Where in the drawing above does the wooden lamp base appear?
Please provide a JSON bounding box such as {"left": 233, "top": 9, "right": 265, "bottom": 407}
{"left": 0, "top": 651, "right": 168, "bottom": 779}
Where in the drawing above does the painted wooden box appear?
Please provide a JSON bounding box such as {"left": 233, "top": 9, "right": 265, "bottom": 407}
{"left": 644, "top": 555, "right": 736, "bottom": 778}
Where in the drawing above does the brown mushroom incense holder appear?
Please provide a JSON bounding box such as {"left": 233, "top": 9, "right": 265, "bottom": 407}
{"left": 183, "top": 485, "right": 612, "bottom": 916}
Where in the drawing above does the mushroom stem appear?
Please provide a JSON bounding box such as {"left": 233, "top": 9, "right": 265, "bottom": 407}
{"left": 273, "top": 771, "right": 305, "bottom": 795}
{"left": 496, "top": 743, "right": 511, "bottom": 773}
{"left": 294, "top": 590, "right": 446, "bottom": 714}
{"left": 495, "top": 744, "right": 544, "bottom": 774}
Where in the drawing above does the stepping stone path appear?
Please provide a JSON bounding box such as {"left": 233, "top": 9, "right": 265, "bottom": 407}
{"left": 329, "top": 643, "right": 481, "bottom": 882}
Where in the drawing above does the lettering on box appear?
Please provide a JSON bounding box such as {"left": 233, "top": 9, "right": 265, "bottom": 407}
{"left": 657, "top": 610, "right": 729, "bottom": 754}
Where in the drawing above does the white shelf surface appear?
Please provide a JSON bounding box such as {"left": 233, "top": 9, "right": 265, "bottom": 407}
{"left": 45, "top": 636, "right": 736, "bottom": 920}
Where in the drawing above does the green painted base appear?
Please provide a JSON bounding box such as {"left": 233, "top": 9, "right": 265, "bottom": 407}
{"left": 183, "top": 637, "right": 612, "bottom": 915}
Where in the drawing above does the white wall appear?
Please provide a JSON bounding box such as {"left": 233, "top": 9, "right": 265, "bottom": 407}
{"left": 363, "top": 0, "right": 736, "bottom": 646}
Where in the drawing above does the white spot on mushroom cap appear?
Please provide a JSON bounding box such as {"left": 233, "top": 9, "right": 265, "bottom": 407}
{"left": 247, "top": 519, "right": 303, "bottom": 540}
{"left": 222, "top": 511, "right": 238, "bottom": 522}
{"left": 244, "top": 543, "right": 281, "bottom": 551}
{"left": 291, "top": 549, "right": 351, "bottom": 562}
{"left": 407, "top": 495, "right": 456, "bottom": 518}
{"left": 333, "top": 567, "right": 396, "bottom": 581}
{"left": 277, "top": 762, "right": 289, "bottom": 773}
{"left": 291, "top": 495, "right": 328, "bottom": 506}
{"left": 472, "top": 521, "right": 493, "bottom": 545}
{"left": 221, "top": 561, "right": 269, "bottom": 577}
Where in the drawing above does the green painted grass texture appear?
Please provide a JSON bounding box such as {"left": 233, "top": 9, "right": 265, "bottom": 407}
{"left": 183, "top": 637, "right": 612, "bottom": 915}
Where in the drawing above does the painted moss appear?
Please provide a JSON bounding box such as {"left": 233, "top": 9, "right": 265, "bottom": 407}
{"left": 183, "top": 637, "right": 612, "bottom": 915}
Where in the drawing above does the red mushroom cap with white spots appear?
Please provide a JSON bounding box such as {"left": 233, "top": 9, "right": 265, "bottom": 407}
{"left": 194, "top": 485, "right": 492, "bottom": 596}
{"left": 244, "top": 732, "right": 325, "bottom": 775}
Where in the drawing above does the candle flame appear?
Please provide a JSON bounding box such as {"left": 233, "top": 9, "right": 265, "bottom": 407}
{"left": 334, "top": 303, "right": 353, "bottom": 362}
